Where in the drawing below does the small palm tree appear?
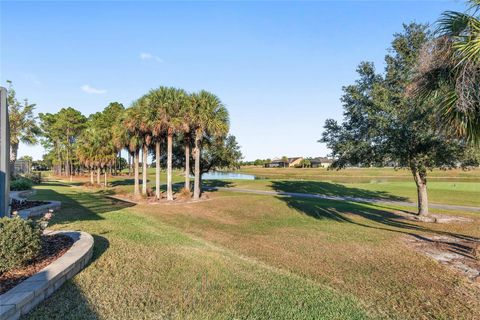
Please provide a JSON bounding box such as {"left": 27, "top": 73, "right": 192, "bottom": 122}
{"left": 191, "top": 91, "right": 229, "bottom": 200}
{"left": 414, "top": 1, "right": 480, "bottom": 143}
{"left": 6, "top": 81, "right": 40, "bottom": 174}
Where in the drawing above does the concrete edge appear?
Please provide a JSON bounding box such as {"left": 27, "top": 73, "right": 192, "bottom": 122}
{"left": 10, "top": 189, "right": 62, "bottom": 219}
{"left": 0, "top": 230, "right": 94, "bottom": 320}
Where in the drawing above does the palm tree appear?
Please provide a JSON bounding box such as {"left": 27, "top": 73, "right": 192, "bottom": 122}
{"left": 120, "top": 106, "right": 144, "bottom": 197}
{"left": 181, "top": 95, "right": 195, "bottom": 192}
{"left": 164, "top": 88, "right": 187, "bottom": 201}
{"left": 143, "top": 87, "right": 169, "bottom": 201}
{"left": 6, "top": 81, "right": 40, "bottom": 175}
{"left": 191, "top": 91, "right": 229, "bottom": 200}
{"left": 414, "top": 1, "right": 480, "bottom": 143}
{"left": 137, "top": 97, "right": 153, "bottom": 196}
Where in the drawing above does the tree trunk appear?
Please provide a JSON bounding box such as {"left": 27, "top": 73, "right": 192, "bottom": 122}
{"left": 9, "top": 142, "right": 18, "bottom": 176}
{"left": 104, "top": 169, "right": 107, "bottom": 187}
{"left": 90, "top": 169, "right": 94, "bottom": 184}
{"left": 128, "top": 152, "right": 132, "bottom": 176}
{"left": 155, "top": 141, "right": 161, "bottom": 200}
{"left": 193, "top": 137, "right": 201, "bottom": 200}
{"left": 184, "top": 137, "right": 190, "bottom": 191}
{"left": 142, "top": 144, "right": 148, "bottom": 196}
{"left": 412, "top": 167, "right": 429, "bottom": 216}
{"left": 167, "top": 131, "right": 173, "bottom": 201}
{"left": 96, "top": 167, "right": 101, "bottom": 184}
{"left": 134, "top": 150, "right": 140, "bottom": 197}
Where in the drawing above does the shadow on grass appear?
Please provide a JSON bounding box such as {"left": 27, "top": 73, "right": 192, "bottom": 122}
{"left": 277, "top": 195, "right": 479, "bottom": 258}
{"left": 23, "top": 188, "right": 114, "bottom": 319}
{"left": 30, "top": 182, "right": 136, "bottom": 226}
{"left": 24, "top": 281, "right": 99, "bottom": 319}
{"left": 270, "top": 180, "right": 408, "bottom": 202}
{"left": 202, "top": 180, "right": 235, "bottom": 188}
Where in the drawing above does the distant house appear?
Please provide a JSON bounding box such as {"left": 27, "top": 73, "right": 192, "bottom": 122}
{"left": 265, "top": 157, "right": 303, "bottom": 168}
{"left": 310, "top": 157, "right": 333, "bottom": 168}
{"left": 14, "top": 159, "right": 32, "bottom": 175}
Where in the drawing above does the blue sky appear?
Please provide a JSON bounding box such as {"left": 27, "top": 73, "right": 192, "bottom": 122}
{"left": 0, "top": 0, "right": 466, "bottom": 161}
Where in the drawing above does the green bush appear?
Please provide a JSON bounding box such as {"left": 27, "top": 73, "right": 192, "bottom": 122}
{"left": 24, "top": 172, "right": 42, "bottom": 184}
{"left": 0, "top": 217, "right": 41, "bottom": 273}
{"left": 10, "top": 178, "right": 34, "bottom": 191}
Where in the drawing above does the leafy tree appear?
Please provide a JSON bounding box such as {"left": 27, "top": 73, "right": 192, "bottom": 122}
{"left": 321, "top": 24, "right": 471, "bottom": 217}
{"left": 39, "top": 107, "right": 86, "bottom": 178}
{"left": 196, "top": 135, "right": 243, "bottom": 176}
{"left": 6, "top": 81, "right": 40, "bottom": 174}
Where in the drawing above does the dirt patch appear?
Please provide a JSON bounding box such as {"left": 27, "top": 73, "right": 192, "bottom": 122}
{"left": 392, "top": 210, "right": 473, "bottom": 224}
{"left": 404, "top": 234, "right": 480, "bottom": 283}
{"left": 0, "top": 234, "right": 74, "bottom": 294}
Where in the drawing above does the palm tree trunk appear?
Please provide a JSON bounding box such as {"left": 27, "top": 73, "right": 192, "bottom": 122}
{"left": 184, "top": 137, "right": 190, "bottom": 191}
{"left": 167, "top": 130, "right": 173, "bottom": 201}
{"left": 128, "top": 152, "right": 132, "bottom": 176}
{"left": 134, "top": 150, "right": 140, "bottom": 197}
{"left": 193, "top": 137, "right": 201, "bottom": 200}
{"left": 155, "top": 141, "right": 161, "bottom": 200}
{"left": 142, "top": 144, "right": 148, "bottom": 196}
{"left": 90, "top": 169, "right": 94, "bottom": 184}
{"left": 96, "top": 167, "right": 101, "bottom": 184}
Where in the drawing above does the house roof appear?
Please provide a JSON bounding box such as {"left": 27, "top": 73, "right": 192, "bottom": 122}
{"left": 311, "top": 157, "right": 333, "bottom": 164}
{"left": 270, "top": 157, "right": 303, "bottom": 164}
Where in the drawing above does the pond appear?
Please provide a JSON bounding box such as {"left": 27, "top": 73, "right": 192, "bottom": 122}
{"left": 201, "top": 171, "right": 257, "bottom": 180}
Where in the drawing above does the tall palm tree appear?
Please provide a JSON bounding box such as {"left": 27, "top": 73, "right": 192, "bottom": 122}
{"left": 414, "top": 0, "right": 480, "bottom": 143}
{"left": 164, "top": 88, "right": 187, "bottom": 201}
{"left": 121, "top": 106, "right": 144, "bottom": 197}
{"left": 181, "top": 95, "right": 195, "bottom": 192}
{"left": 143, "top": 87, "right": 169, "bottom": 200}
{"left": 191, "top": 91, "right": 229, "bottom": 200}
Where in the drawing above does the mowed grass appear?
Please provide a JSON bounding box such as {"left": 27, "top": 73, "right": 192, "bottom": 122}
{"left": 25, "top": 182, "right": 372, "bottom": 320}
{"left": 52, "top": 167, "right": 480, "bottom": 206}
{"left": 25, "top": 180, "right": 480, "bottom": 319}
{"left": 219, "top": 167, "right": 480, "bottom": 207}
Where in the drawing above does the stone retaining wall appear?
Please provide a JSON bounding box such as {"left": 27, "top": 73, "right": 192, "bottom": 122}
{"left": 0, "top": 231, "right": 94, "bottom": 320}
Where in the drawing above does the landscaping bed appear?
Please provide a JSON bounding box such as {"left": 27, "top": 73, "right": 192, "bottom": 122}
{"left": 10, "top": 199, "right": 50, "bottom": 212}
{"left": 0, "top": 234, "right": 73, "bottom": 294}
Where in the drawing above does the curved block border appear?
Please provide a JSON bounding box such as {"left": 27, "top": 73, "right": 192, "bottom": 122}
{"left": 10, "top": 190, "right": 62, "bottom": 219}
{"left": 0, "top": 231, "right": 94, "bottom": 320}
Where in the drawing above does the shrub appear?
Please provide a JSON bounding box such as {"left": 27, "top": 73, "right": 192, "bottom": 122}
{"left": 24, "top": 172, "right": 42, "bottom": 184}
{"left": 10, "top": 178, "right": 34, "bottom": 191}
{"left": 0, "top": 217, "right": 41, "bottom": 273}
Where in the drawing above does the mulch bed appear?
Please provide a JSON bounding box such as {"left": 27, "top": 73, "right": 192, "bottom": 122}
{"left": 10, "top": 199, "right": 50, "bottom": 211}
{"left": 0, "top": 234, "right": 74, "bottom": 294}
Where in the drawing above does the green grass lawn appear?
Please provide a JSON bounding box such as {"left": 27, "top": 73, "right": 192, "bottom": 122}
{"left": 24, "top": 180, "right": 480, "bottom": 319}
{"left": 51, "top": 167, "right": 480, "bottom": 207}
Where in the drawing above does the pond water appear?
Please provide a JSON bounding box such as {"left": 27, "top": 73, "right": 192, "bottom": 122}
{"left": 201, "top": 171, "right": 257, "bottom": 180}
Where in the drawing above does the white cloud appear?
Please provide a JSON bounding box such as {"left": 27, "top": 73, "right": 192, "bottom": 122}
{"left": 81, "top": 84, "right": 106, "bottom": 94}
{"left": 140, "top": 52, "right": 163, "bottom": 62}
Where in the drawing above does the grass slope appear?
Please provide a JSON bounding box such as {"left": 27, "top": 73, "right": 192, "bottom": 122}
{"left": 25, "top": 183, "right": 372, "bottom": 320}
{"left": 24, "top": 180, "right": 480, "bottom": 319}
